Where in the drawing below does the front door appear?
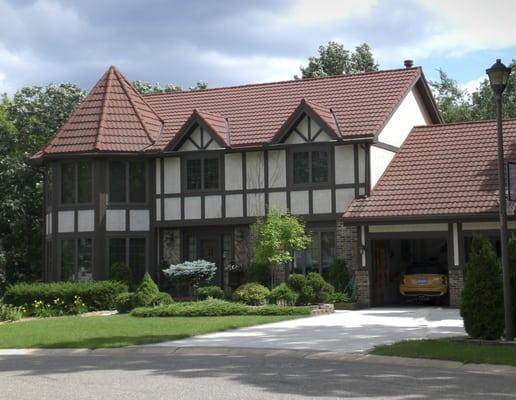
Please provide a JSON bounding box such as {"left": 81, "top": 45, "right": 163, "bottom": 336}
{"left": 200, "top": 238, "right": 222, "bottom": 286}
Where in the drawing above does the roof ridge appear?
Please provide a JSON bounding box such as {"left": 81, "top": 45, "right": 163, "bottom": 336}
{"left": 412, "top": 117, "right": 516, "bottom": 129}
{"left": 94, "top": 67, "right": 112, "bottom": 151}
{"left": 141, "top": 67, "right": 422, "bottom": 98}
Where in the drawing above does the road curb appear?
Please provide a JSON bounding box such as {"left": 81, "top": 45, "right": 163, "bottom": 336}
{"left": 1, "top": 346, "right": 516, "bottom": 375}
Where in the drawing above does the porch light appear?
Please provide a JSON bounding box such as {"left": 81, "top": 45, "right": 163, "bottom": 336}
{"left": 486, "top": 59, "right": 512, "bottom": 98}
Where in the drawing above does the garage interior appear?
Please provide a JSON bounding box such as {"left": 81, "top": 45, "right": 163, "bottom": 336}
{"left": 370, "top": 237, "right": 449, "bottom": 306}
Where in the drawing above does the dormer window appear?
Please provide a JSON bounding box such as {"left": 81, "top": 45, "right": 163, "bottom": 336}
{"left": 292, "top": 149, "right": 329, "bottom": 185}
{"left": 184, "top": 155, "right": 221, "bottom": 191}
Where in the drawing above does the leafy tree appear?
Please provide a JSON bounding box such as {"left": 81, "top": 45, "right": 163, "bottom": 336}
{"left": 297, "top": 41, "right": 378, "bottom": 79}
{"left": 0, "top": 84, "right": 85, "bottom": 286}
{"left": 460, "top": 236, "right": 504, "bottom": 340}
{"left": 429, "top": 69, "right": 473, "bottom": 123}
{"left": 132, "top": 80, "right": 208, "bottom": 95}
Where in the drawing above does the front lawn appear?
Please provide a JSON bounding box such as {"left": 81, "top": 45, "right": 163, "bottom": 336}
{"left": 0, "top": 314, "right": 300, "bottom": 349}
{"left": 372, "top": 338, "right": 516, "bottom": 366}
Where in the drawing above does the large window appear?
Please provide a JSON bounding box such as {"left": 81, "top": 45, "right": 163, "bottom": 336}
{"left": 109, "top": 160, "right": 146, "bottom": 203}
{"left": 61, "top": 161, "right": 92, "bottom": 204}
{"left": 60, "top": 238, "right": 93, "bottom": 281}
{"left": 108, "top": 237, "right": 146, "bottom": 284}
{"left": 294, "top": 231, "right": 335, "bottom": 279}
{"left": 292, "top": 150, "right": 329, "bottom": 185}
{"left": 185, "top": 156, "right": 220, "bottom": 191}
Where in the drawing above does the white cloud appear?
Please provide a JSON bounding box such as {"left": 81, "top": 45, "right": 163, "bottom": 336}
{"left": 460, "top": 76, "right": 485, "bottom": 95}
{"left": 282, "top": 0, "right": 378, "bottom": 25}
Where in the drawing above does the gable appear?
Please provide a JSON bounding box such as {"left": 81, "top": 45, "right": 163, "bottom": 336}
{"left": 284, "top": 114, "right": 333, "bottom": 144}
{"left": 178, "top": 124, "right": 224, "bottom": 151}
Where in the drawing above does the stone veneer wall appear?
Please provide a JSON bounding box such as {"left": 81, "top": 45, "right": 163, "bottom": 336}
{"left": 448, "top": 269, "right": 463, "bottom": 307}
{"left": 162, "top": 229, "right": 181, "bottom": 265}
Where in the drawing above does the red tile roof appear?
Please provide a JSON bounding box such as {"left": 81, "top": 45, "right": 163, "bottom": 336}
{"left": 35, "top": 66, "right": 162, "bottom": 157}
{"left": 33, "top": 65, "right": 437, "bottom": 159}
{"left": 344, "top": 119, "right": 516, "bottom": 221}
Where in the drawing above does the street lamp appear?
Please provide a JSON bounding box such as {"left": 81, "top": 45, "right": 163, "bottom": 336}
{"left": 486, "top": 58, "right": 514, "bottom": 341}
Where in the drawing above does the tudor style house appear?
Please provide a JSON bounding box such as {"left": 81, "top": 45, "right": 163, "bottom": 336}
{"left": 31, "top": 63, "right": 441, "bottom": 303}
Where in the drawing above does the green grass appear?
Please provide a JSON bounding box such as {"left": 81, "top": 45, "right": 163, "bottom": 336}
{"left": 0, "top": 314, "right": 300, "bottom": 349}
{"left": 372, "top": 338, "right": 516, "bottom": 366}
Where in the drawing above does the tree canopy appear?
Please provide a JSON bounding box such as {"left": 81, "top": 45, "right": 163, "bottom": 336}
{"left": 132, "top": 80, "right": 208, "bottom": 95}
{"left": 297, "top": 41, "right": 378, "bottom": 79}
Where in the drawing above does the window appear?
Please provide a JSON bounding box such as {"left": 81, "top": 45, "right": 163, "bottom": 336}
{"left": 108, "top": 237, "right": 146, "bottom": 284}
{"left": 185, "top": 156, "right": 220, "bottom": 191}
{"left": 108, "top": 160, "right": 147, "bottom": 203}
{"left": 60, "top": 238, "right": 93, "bottom": 281}
{"left": 222, "top": 234, "right": 233, "bottom": 269}
{"left": 292, "top": 150, "right": 329, "bottom": 185}
{"left": 294, "top": 230, "right": 335, "bottom": 279}
{"left": 186, "top": 236, "right": 197, "bottom": 261}
{"left": 61, "top": 161, "right": 92, "bottom": 204}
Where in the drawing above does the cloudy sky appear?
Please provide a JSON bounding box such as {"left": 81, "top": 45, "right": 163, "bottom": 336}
{"left": 0, "top": 0, "right": 515, "bottom": 94}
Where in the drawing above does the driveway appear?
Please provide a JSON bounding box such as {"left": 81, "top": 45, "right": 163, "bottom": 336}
{"left": 150, "top": 307, "right": 465, "bottom": 353}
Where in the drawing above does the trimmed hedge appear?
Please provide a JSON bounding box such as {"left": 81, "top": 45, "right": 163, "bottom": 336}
{"left": 3, "top": 281, "right": 128, "bottom": 311}
{"left": 195, "top": 286, "right": 225, "bottom": 300}
{"left": 132, "top": 272, "right": 160, "bottom": 308}
{"left": 109, "top": 262, "right": 133, "bottom": 288}
{"left": 131, "top": 299, "right": 310, "bottom": 317}
{"left": 268, "top": 283, "right": 298, "bottom": 305}
{"left": 233, "top": 282, "right": 270, "bottom": 305}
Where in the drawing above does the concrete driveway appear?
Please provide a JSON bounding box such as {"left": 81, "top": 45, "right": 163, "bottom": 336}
{"left": 150, "top": 307, "right": 465, "bottom": 353}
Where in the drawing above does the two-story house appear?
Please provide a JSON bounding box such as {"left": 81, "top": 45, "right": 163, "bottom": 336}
{"left": 31, "top": 63, "right": 441, "bottom": 303}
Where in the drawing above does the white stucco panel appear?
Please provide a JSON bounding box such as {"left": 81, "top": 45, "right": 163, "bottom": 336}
{"left": 77, "top": 209, "right": 94, "bottom": 232}
{"left": 58, "top": 210, "right": 74, "bottom": 233}
{"left": 184, "top": 196, "right": 202, "bottom": 219}
{"left": 290, "top": 191, "right": 309, "bottom": 215}
{"left": 378, "top": 87, "right": 431, "bottom": 147}
{"left": 205, "top": 195, "right": 222, "bottom": 219}
{"left": 156, "top": 198, "right": 161, "bottom": 221}
{"left": 46, "top": 212, "right": 52, "bottom": 235}
{"left": 225, "top": 194, "right": 243, "bottom": 218}
{"left": 268, "top": 150, "right": 286, "bottom": 188}
{"left": 164, "top": 197, "right": 181, "bottom": 220}
{"left": 225, "top": 153, "right": 243, "bottom": 190}
{"left": 268, "top": 191, "right": 287, "bottom": 211}
{"left": 246, "top": 151, "right": 265, "bottom": 189}
{"left": 370, "top": 145, "right": 396, "bottom": 188}
{"left": 335, "top": 188, "right": 355, "bottom": 213}
{"left": 247, "top": 192, "right": 265, "bottom": 217}
{"left": 129, "top": 209, "right": 149, "bottom": 231}
{"left": 163, "top": 157, "right": 181, "bottom": 194}
{"left": 334, "top": 145, "right": 354, "bottom": 184}
{"left": 312, "top": 189, "right": 332, "bottom": 214}
{"left": 106, "top": 209, "right": 125, "bottom": 231}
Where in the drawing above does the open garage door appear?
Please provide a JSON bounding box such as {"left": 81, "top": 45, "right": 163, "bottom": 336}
{"left": 371, "top": 238, "right": 449, "bottom": 306}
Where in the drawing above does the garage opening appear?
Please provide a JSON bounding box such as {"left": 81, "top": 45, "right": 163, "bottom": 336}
{"left": 371, "top": 238, "right": 449, "bottom": 306}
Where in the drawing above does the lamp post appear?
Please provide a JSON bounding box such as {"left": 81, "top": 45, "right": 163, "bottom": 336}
{"left": 486, "top": 59, "right": 514, "bottom": 341}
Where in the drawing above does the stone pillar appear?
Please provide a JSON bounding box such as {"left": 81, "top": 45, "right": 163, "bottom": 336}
{"left": 355, "top": 270, "right": 370, "bottom": 306}
{"left": 162, "top": 229, "right": 181, "bottom": 265}
{"left": 448, "top": 269, "right": 464, "bottom": 307}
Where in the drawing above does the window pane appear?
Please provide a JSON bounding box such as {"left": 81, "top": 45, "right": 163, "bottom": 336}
{"left": 129, "top": 238, "right": 146, "bottom": 284}
{"left": 129, "top": 160, "right": 146, "bottom": 202}
{"left": 186, "top": 159, "right": 202, "bottom": 190}
{"left": 312, "top": 151, "right": 329, "bottom": 183}
{"left": 109, "top": 161, "right": 126, "bottom": 202}
{"left": 293, "top": 152, "right": 309, "bottom": 184}
{"left": 222, "top": 234, "right": 232, "bottom": 268}
{"left": 77, "top": 238, "right": 93, "bottom": 281}
{"left": 204, "top": 158, "right": 219, "bottom": 189}
{"left": 109, "top": 238, "right": 126, "bottom": 268}
{"left": 321, "top": 232, "right": 335, "bottom": 280}
{"left": 61, "top": 239, "right": 75, "bottom": 280}
{"left": 77, "top": 161, "right": 92, "bottom": 203}
{"left": 61, "top": 162, "right": 75, "bottom": 203}
{"left": 187, "top": 236, "right": 197, "bottom": 261}
{"left": 307, "top": 234, "right": 321, "bottom": 274}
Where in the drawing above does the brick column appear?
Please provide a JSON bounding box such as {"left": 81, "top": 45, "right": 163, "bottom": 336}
{"left": 448, "top": 269, "right": 463, "bottom": 307}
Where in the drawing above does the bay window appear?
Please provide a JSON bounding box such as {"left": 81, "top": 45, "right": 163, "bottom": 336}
{"left": 60, "top": 238, "right": 93, "bottom": 281}
{"left": 61, "top": 161, "right": 92, "bottom": 204}
{"left": 108, "top": 237, "right": 146, "bottom": 284}
{"left": 109, "top": 160, "right": 147, "bottom": 203}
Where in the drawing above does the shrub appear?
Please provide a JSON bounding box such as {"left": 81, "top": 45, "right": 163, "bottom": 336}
{"left": 109, "top": 262, "right": 133, "bottom": 288}
{"left": 287, "top": 273, "right": 307, "bottom": 292}
{"left": 131, "top": 299, "right": 311, "bottom": 317}
{"left": 268, "top": 283, "right": 298, "bottom": 306}
{"left": 461, "top": 236, "right": 504, "bottom": 340}
{"left": 195, "top": 286, "right": 225, "bottom": 300}
{"left": 132, "top": 273, "right": 160, "bottom": 308}
{"left": 115, "top": 293, "right": 133, "bottom": 314}
{"left": 0, "top": 302, "right": 24, "bottom": 321}
{"left": 3, "top": 281, "right": 128, "bottom": 311}
{"left": 27, "top": 295, "right": 87, "bottom": 317}
{"left": 233, "top": 282, "right": 270, "bottom": 305}
{"left": 331, "top": 292, "right": 350, "bottom": 303}
{"left": 150, "top": 292, "right": 174, "bottom": 306}
{"left": 162, "top": 259, "right": 217, "bottom": 287}
{"left": 244, "top": 262, "right": 271, "bottom": 287}
{"left": 328, "top": 259, "right": 351, "bottom": 293}
{"left": 287, "top": 273, "right": 337, "bottom": 305}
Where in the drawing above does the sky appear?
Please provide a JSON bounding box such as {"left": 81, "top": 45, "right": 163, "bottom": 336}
{"left": 0, "top": 0, "right": 515, "bottom": 95}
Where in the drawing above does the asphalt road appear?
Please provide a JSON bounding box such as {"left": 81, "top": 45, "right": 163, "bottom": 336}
{"left": 1, "top": 349, "right": 515, "bottom": 400}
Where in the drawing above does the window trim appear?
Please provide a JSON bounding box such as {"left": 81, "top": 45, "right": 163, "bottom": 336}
{"left": 181, "top": 152, "right": 223, "bottom": 193}
{"left": 107, "top": 159, "right": 148, "bottom": 205}
{"left": 288, "top": 145, "right": 332, "bottom": 188}
{"left": 60, "top": 160, "right": 94, "bottom": 205}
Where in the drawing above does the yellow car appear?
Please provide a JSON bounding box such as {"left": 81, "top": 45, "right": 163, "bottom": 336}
{"left": 400, "top": 265, "right": 448, "bottom": 300}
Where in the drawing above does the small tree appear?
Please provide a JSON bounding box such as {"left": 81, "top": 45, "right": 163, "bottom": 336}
{"left": 252, "top": 208, "right": 312, "bottom": 287}
{"left": 328, "top": 259, "right": 351, "bottom": 293}
{"left": 162, "top": 260, "right": 217, "bottom": 289}
{"left": 461, "top": 236, "right": 504, "bottom": 340}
